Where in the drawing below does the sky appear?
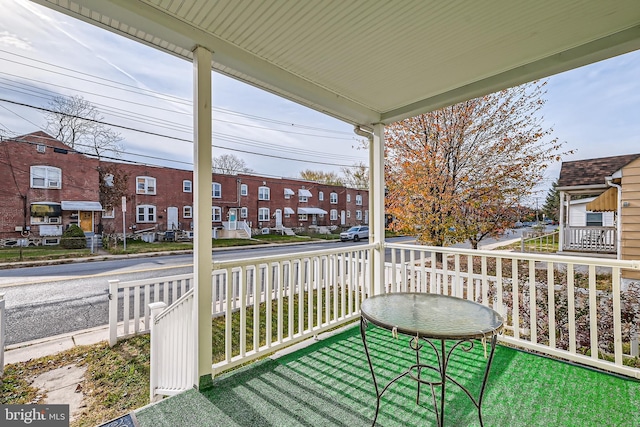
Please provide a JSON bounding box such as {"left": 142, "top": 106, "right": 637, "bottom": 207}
{"left": 1, "top": 0, "right": 640, "bottom": 204}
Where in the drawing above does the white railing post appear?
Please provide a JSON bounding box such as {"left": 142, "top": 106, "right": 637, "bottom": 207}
{"left": 632, "top": 324, "right": 639, "bottom": 358}
{"left": 0, "top": 293, "right": 5, "bottom": 376}
{"left": 108, "top": 280, "right": 120, "bottom": 347}
{"left": 149, "top": 301, "right": 167, "bottom": 402}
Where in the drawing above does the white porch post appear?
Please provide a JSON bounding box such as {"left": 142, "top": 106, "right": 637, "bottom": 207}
{"left": 559, "top": 190, "right": 565, "bottom": 251}
{"left": 370, "top": 123, "right": 385, "bottom": 296}
{"left": 193, "top": 45, "right": 213, "bottom": 389}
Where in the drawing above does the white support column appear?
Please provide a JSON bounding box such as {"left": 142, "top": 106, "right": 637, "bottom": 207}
{"left": 370, "top": 123, "right": 386, "bottom": 296}
{"left": 193, "top": 45, "right": 213, "bottom": 389}
{"left": 558, "top": 191, "right": 565, "bottom": 251}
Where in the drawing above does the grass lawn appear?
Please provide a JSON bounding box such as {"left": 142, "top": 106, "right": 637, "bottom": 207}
{"left": 0, "top": 246, "right": 92, "bottom": 263}
{"left": 0, "top": 336, "right": 151, "bottom": 427}
{"left": 0, "top": 233, "right": 332, "bottom": 263}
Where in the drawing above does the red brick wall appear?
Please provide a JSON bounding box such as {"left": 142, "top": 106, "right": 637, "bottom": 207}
{"left": 0, "top": 132, "right": 100, "bottom": 239}
{"left": 1, "top": 132, "right": 370, "bottom": 240}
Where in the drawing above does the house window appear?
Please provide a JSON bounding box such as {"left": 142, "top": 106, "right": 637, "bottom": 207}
{"left": 137, "top": 205, "right": 156, "bottom": 223}
{"left": 347, "top": 194, "right": 351, "bottom": 203}
{"left": 136, "top": 176, "right": 156, "bottom": 195}
{"left": 258, "top": 186, "right": 270, "bottom": 200}
{"left": 299, "top": 188, "right": 312, "bottom": 202}
{"left": 212, "top": 182, "right": 222, "bottom": 198}
{"left": 240, "top": 207, "right": 248, "bottom": 218}
{"left": 30, "top": 202, "right": 62, "bottom": 224}
{"left": 284, "top": 188, "right": 294, "bottom": 199}
{"left": 258, "top": 207, "right": 270, "bottom": 221}
{"left": 102, "top": 207, "right": 115, "bottom": 218}
{"left": 330, "top": 192, "right": 338, "bottom": 204}
{"left": 356, "top": 195, "right": 362, "bottom": 205}
{"left": 356, "top": 210, "right": 362, "bottom": 220}
{"left": 586, "top": 212, "right": 603, "bottom": 226}
{"left": 298, "top": 213, "right": 308, "bottom": 221}
{"left": 347, "top": 210, "right": 351, "bottom": 218}
{"left": 330, "top": 209, "right": 338, "bottom": 220}
{"left": 30, "top": 166, "right": 61, "bottom": 189}
{"left": 318, "top": 191, "right": 324, "bottom": 201}
{"left": 212, "top": 206, "right": 222, "bottom": 221}
{"left": 183, "top": 180, "right": 192, "bottom": 192}
{"left": 183, "top": 206, "right": 193, "bottom": 218}
{"left": 240, "top": 184, "right": 248, "bottom": 196}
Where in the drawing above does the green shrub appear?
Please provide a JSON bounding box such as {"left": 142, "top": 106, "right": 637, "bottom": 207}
{"left": 60, "top": 224, "right": 86, "bottom": 249}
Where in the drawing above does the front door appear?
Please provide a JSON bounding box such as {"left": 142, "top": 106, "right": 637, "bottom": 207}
{"left": 341, "top": 210, "right": 346, "bottom": 225}
{"left": 275, "top": 209, "right": 282, "bottom": 229}
{"left": 79, "top": 211, "right": 93, "bottom": 233}
{"left": 228, "top": 208, "right": 237, "bottom": 230}
{"left": 167, "top": 206, "right": 178, "bottom": 230}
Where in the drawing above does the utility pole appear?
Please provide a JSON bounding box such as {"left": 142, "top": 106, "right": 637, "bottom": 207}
{"left": 121, "top": 196, "right": 127, "bottom": 251}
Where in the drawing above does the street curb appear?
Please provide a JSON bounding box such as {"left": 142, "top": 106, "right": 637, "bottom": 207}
{"left": 0, "top": 238, "right": 339, "bottom": 270}
{"left": 4, "top": 325, "right": 111, "bottom": 365}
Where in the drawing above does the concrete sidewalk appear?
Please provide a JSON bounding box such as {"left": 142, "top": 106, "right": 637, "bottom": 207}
{"left": 4, "top": 324, "right": 111, "bottom": 365}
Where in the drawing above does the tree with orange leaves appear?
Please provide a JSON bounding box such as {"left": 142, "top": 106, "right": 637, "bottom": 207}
{"left": 385, "top": 81, "right": 567, "bottom": 248}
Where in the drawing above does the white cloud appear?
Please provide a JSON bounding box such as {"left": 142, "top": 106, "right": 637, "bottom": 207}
{"left": 0, "top": 30, "right": 31, "bottom": 50}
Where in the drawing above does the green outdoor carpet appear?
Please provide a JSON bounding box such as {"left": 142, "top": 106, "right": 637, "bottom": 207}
{"left": 135, "top": 325, "right": 640, "bottom": 426}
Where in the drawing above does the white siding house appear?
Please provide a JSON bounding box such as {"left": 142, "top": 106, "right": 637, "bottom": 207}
{"left": 568, "top": 198, "right": 615, "bottom": 227}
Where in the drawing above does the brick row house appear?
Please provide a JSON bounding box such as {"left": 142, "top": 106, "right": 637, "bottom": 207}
{"left": 0, "top": 132, "right": 368, "bottom": 245}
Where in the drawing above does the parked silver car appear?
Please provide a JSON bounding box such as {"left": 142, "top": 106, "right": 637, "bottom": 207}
{"left": 340, "top": 225, "right": 369, "bottom": 242}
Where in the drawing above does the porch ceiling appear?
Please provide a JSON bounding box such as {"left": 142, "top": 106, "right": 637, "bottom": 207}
{"left": 33, "top": 0, "right": 640, "bottom": 126}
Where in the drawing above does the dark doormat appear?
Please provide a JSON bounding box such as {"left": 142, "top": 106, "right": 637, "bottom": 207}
{"left": 96, "top": 413, "right": 139, "bottom": 427}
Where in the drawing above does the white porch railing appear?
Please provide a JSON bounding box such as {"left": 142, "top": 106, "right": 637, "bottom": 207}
{"left": 238, "top": 220, "right": 251, "bottom": 237}
{"left": 521, "top": 231, "right": 559, "bottom": 254}
{"left": 117, "top": 242, "right": 640, "bottom": 399}
{"left": 563, "top": 226, "right": 616, "bottom": 253}
{"left": 108, "top": 274, "right": 193, "bottom": 346}
{"left": 149, "top": 289, "right": 196, "bottom": 400}
{"left": 114, "top": 245, "right": 373, "bottom": 399}
{"left": 211, "top": 244, "right": 373, "bottom": 374}
{"left": 0, "top": 293, "right": 5, "bottom": 376}
{"left": 385, "top": 243, "right": 640, "bottom": 379}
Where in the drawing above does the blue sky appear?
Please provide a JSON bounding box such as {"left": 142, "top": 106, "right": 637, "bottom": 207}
{"left": 1, "top": 0, "right": 639, "bottom": 202}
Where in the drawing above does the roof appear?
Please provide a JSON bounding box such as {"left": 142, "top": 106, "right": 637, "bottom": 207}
{"left": 34, "top": 1, "right": 640, "bottom": 127}
{"left": 557, "top": 154, "right": 640, "bottom": 189}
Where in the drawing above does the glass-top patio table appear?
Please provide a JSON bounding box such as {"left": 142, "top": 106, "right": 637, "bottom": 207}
{"left": 360, "top": 292, "right": 504, "bottom": 426}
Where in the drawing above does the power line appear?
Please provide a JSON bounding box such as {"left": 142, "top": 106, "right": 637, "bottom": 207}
{"left": 0, "top": 49, "right": 355, "bottom": 135}
{"left": 0, "top": 74, "right": 361, "bottom": 145}
{"left": 0, "top": 103, "right": 369, "bottom": 170}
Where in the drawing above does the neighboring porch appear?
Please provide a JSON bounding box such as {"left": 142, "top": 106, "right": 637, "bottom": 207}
{"left": 133, "top": 325, "right": 640, "bottom": 427}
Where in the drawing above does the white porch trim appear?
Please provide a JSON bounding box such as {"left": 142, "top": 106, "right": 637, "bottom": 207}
{"left": 193, "top": 45, "right": 213, "bottom": 388}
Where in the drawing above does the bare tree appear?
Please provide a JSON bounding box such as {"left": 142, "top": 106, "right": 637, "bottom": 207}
{"left": 212, "top": 154, "right": 252, "bottom": 175}
{"left": 299, "top": 169, "right": 344, "bottom": 186}
{"left": 44, "top": 95, "right": 123, "bottom": 158}
{"left": 341, "top": 162, "right": 369, "bottom": 189}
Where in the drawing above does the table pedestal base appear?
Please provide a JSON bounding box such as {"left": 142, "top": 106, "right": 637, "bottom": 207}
{"left": 360, "top": 317, "right": 498, "bottom": 427}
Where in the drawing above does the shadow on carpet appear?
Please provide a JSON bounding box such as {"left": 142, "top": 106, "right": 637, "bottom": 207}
{"left": 135, "top": 326, "right": 640, "bottom": 427}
